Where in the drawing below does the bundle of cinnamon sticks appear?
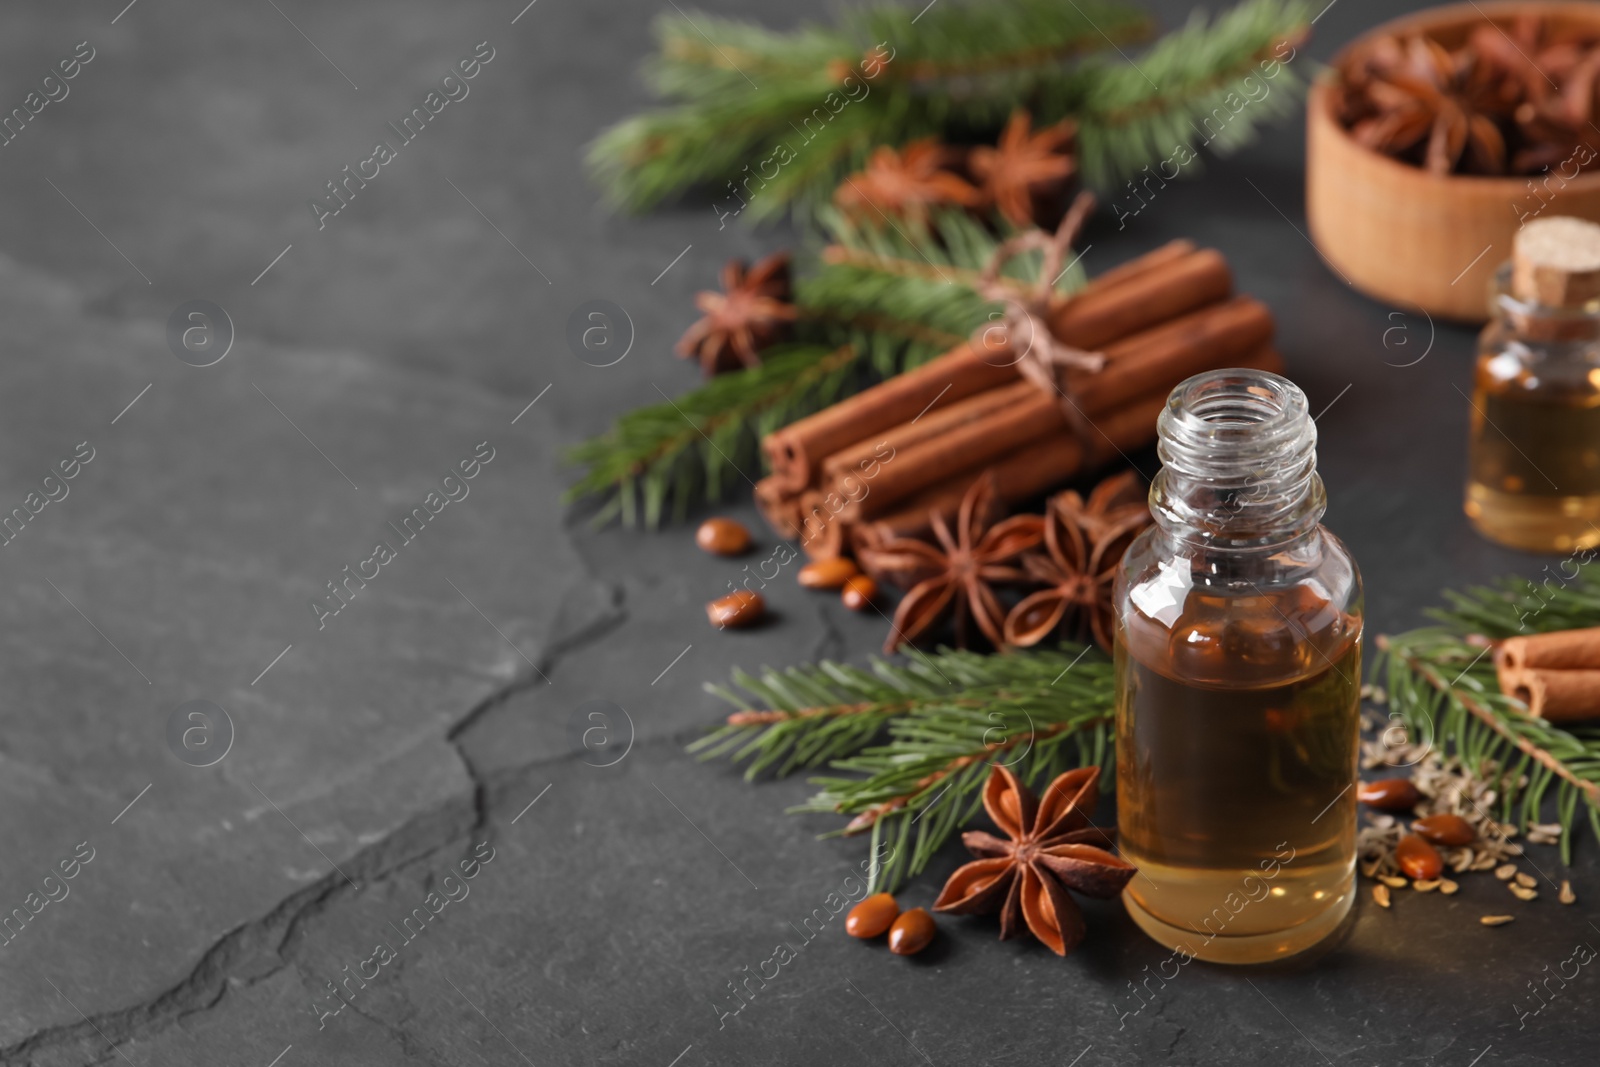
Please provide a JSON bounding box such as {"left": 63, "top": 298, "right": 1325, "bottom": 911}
{"left": 754, "top": 239, "right": 1283, "bottom": 558}
{"left": 1497, "top": 626, "right": 1600, "bottom": 723}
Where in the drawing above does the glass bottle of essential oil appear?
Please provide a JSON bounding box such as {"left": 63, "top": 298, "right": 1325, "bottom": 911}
{"left": 1466, "top": 216, "right": 1600, "bottom": 553}
{"left": 1113, "top": 369, "right": 1363, "bottom": 965}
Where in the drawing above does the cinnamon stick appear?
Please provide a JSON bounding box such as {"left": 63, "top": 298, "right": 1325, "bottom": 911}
{"left": 832, "top": 297, "right": 1275, "bottom": 515}
{"left": 754, "top": 476, "right": 801, "bottom": 539}
{"left": 852, "top": 346, "right": 1285, "bottom": 547}
{"left": 1500, "top": 666, "right": 1600, "bottom": 722}
{"left": 764, "top": 241, "right": 1231, "bottom": 491}
{"left": 1498, "top": 626, "right": 1600, "bottom": 671}
{"left": 794, "top": 489, "right": 849, "bottom": 559}
{"left": 763, "top": 342, "right": 1014, "bottom": 494}
{"left": 820, "top": 381, "right": 1038, "bottom": 485}
{"left": 1045, "top": 248, "right": 1233, "bottom": 351}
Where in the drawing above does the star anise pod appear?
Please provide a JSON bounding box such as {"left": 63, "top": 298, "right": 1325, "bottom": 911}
{"left": 674, "top": 253, "right": 797, "bottom": 376}
{"left": 968, "top": 111, "right": 1078, "bottom": 228}
{"left": 1003, "top": 484, "right": 1150, "bottom": 651}
{"left": 1345, "top": 34, "right": 1517, "bottom": 175}
{"left": 857, "top": 472, "right": 1043, "bottom": 654}
{"left": 1051, "top": 469, "right": 1149, "bottom": 544}
{"left": 1468, "top": 18, "right": 1600, "bottom": 170}
{"left": 834, "top": 139, "right": 983, "bottom": 227}
{"left": 1470, "top": 16, "right": 1600, "bottom": 109}
{"left": 934, "top": 764, "right": 1134, "bottom": 956}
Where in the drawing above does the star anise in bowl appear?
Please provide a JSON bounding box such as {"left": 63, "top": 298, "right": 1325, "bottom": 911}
{"left": 674, "top": 253, "right": 798, "bottom": 376}
{"left": 1333, "top": 17, "right": 1600, "bottom": 177}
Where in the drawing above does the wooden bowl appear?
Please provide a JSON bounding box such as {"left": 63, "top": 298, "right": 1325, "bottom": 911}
{"left": 1306, "top": 2, "right": 1600, "bottom": 323}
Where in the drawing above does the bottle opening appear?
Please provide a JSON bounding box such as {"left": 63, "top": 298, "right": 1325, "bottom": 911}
{"left": 1152, "top": 369, "right": 1323, "bottom": 547}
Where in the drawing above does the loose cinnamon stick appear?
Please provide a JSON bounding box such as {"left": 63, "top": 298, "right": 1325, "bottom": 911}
{"left": 1499, "top": 626, "right": 1600, "bottom": 671}
{"left": 764, "top": 241, "right": 1231, "bottom": 491}
{"left": 1500, "top": 666, "right": 1600, "bottom": 722}
{"left": 852, "top": 346, "right": 1285, "bottom": 547}
{"left": 832, "top": 297, "right": 1274, "bottom": 515}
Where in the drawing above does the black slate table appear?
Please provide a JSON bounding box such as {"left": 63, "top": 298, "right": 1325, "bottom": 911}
{"left": 0, "top": 1, "right": 1590, "bottom": 1064}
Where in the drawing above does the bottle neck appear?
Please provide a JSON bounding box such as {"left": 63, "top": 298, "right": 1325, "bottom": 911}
{"left": 1492, "top": 262, "right": 1600, "bottom": 346}
{"left": 1149, "top": 369, "right": 1325, "bottom": 552}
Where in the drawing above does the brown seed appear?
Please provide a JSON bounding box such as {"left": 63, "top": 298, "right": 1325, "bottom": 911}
{"left": 797, "top": 558, "right": 858, "bottom": 589}
{"left": 1396, "top": 834, "right": 1444, "bottom": 881}
{"left": 696, "top": 518, "right": 751, "bottom": 556}
{"left": 1560, "top": 880, "right": 1576, "bottom": 905}
{"left": 841, "top": 575, "right": 877, "bottom": 612}
{"left": 707, "top": 589, "right": 764, "bottom": 629}
{"left": 1439, "top": 878, "right": 1460, "bottom": 895}
{"left": 1514, "top": 872, "right": 1537, "bottom": 889}
{"left": 845, "top": 893, "right": 900, "bottom": 939}
{"left": 1413, "top": 879, "right": 1441, "bottom": 892}
{"left": 887, "top": 907, "right": 936, "bottom": 956}
{"left": 1358, "top": 778, "right": 1421, "bottom": 811}
{"left": 1412, "top": 813, "right": 1475, "bottom": 847}
{"left": 1480, "top": 915, "right": 1515, "bottom": 926}
{"left": 1494, "top": 863, "right": 1517, "bottom": 881}
{"left": 1510, "top": 884, "right": 1539, "bottom": 901}
{"left": 1372, "top": 884, "right": 1391, "bottom": 908}
{"left": 1378, "top": 875, "right": 1408, "bottom": 889}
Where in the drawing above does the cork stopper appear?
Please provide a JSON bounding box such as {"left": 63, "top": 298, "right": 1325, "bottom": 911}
{"left": 1511, "top": 216, "right": 1600, "bottom": 307}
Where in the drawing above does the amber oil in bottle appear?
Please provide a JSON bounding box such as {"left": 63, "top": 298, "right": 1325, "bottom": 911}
{"left": 1114, "top": 369, "right": 1363, "bottom": 964}
{"left": 1466, "top": 216, "right": 1600, "bottom": 552}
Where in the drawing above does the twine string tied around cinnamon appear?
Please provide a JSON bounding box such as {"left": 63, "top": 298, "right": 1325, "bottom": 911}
{"left": 970, "top": 192, "right": 1105, "bottom": 446}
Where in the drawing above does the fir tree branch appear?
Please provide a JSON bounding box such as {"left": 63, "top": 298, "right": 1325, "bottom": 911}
{"left": 1376, "top": 567, "right": 1600, "bottom": 865}
{"left": 1075, "top": 0, "right": 1310, "bottom": 187}
{"left": 593, "top": 0, "right": 1274, "bottom": 219}
{"left": 562, "top": 344, "right": 858, "bottom": 527}
{"left": 799, "top": 207, "right": 1084, "bottom": 375}
{"left": 694, "top": 645, "right": 1116, "bottom": 891}
{"left": 563, "top": 210, "right": 1082, "bottom": 526}
{"left": 1377, "top": 635, "right": 1600, "bottom": 812}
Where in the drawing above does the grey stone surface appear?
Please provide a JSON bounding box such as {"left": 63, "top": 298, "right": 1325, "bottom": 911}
{"left": 0, "top": 0, "right": 1594, "bottom": 1064}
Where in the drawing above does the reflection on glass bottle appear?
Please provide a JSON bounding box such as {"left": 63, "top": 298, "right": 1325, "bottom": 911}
{"left": 1466, "top": 216, "right": 1600, "bottom": 553}
{"left": 1114, "top": 369, "right": 1363, "bottom": 965}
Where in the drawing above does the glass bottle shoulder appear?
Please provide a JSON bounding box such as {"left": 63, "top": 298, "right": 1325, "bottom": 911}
{"left": 1113, "top": 525, "right": 1364, "bottom": 690}
{"left": 1477, "top": 334, "right": 1600, "bottom": 394}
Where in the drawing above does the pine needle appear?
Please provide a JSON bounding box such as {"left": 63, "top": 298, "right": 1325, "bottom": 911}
{"left": 562, "top": 343, "right": 858, "bottom": 528}
{"left": 694, "top": 644, "right": 1115, "bottom": 891}
{"left": 1076, "top": 0, "right": 1310, "bottom": 186}
{"left": 1377, "top": 567, "right": 1600, "bottom": 867}
{"left": 563, "top": 210, "right": 1084, "bottom": 526}
{"left": 587, "top": 0, "right": 1308, "bottom": 220}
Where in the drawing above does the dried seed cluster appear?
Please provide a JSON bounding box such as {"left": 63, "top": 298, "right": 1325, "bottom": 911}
{"left": 1354, "top": 725, "right": 1580, "bottom": 919}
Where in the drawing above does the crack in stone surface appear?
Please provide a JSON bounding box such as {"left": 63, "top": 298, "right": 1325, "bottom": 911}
{"left": 1, "top": 577, "right": 628, "bottom": 1067}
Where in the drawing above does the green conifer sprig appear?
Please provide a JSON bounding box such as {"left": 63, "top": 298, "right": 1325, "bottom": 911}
{"left": 695, "top": 645, "right": 1116, "bottom": 892}
{"left": 563, "top": 210, "right": 1082, "bottom": 526}
{"left": 1376, "top": 568, "right": 1600, "bottom": 865}
{"left": 562, "top": 343, "right": 856, "bottom": 528}
{"left": 799, "top": 207, "right": 1084, "bottom": 374}
{"left": 1075, "top": 0, "right": 1308, "bottom": 186}
{"left": 587, "top": 0, "right": 1307, "bottom": 221}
